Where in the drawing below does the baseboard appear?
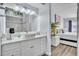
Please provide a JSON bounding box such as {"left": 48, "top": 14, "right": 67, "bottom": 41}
{"left": 60, "top": 40, "right": 77, "bottom": 47}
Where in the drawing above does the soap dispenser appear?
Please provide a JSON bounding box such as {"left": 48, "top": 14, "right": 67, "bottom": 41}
{"left": 9, "top": 28, "right": 15, "bottom": 40}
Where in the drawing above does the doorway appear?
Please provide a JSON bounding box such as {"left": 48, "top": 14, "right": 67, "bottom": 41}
{"left": 50, "top": 3, "right": 77, "bottom": 56}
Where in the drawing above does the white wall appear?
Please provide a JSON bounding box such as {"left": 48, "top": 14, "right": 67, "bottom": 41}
{"left": 51, "top": 3, "right": 77, "bottom": 19}
{"left": 51, "top": 3, "right": 77, "bottom": 35}
{"left": 28, "top": 3, "right": 51, "bottom": 55}
{"left": 0, "top": 7, "right": 6, "bottom": 56}
{"left": 31, "top": 15, "right": 38, "bottom": 32}
{"left": 0, "top": 8, "right": 6, "bottom": 34}
{"left": 38, "top": 4, "right": 51, "bottom": 56}
{"left": 63, "top": 18, "right": 77, "bottom": 32}
{"left": 51, "top": 3, "right": 77, "bottom": 29}
{"left": 72, "top": 18, "right": 77, "bottom": 32}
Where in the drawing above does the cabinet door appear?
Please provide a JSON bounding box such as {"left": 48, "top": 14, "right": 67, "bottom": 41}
{"left": 2, "top": 49, "right": 20, "bottom": 56}
{"left": 21, "top": 40, "right": 34, "bottom": 56}
{"left": 21, "top": 39, "right": 41, "bottom": 56}
{"left": 32, "top": 39, "right": 41, "bottom": 56}
{"left": 2, "top": 42, "right": 20, "bottom": 51}
{"left": 40, "top": 37, "right": 47, "bottom": 54}
{"left": 2, "top": 42, "right": 20, "bottom": 56}
{"left": 21, "top": 46, "right": 34, "bottom": 56}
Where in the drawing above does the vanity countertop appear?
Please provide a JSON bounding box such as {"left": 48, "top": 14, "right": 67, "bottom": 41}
{"left": 14, "top": 32, "right": 39, "bottom": 35}
{"left": 1, "top": 34, "right": 47, "bottom": 45}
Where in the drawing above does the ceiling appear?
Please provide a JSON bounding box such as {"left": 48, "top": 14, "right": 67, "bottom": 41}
{"left": 28, "top": 3, "right": 48, "bottom": 9}
{"left": 28, "top": 3, "right": 77, "bottom": 18}
{"left": 51, "top": 3, "right": 77, "bottom": 18}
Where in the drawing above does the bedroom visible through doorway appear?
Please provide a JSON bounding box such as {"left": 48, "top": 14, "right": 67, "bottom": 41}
{"left": 51, "top": 3, "right": 77, "bottom": 56}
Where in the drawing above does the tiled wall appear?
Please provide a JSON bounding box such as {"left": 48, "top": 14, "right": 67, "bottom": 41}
{"left": 4, "top": 3, "right": 38, "bottom": 33}
{"left": 6, "top": 14, "right": 38, "bottom": 33}
{"left": 6, "top": 16, "right": 23, "bottom": 32}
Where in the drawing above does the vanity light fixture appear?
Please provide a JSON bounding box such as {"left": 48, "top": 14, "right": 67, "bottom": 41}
{"left": 29, "top": 11, "right": 37, "bottom": 15}
{"left": 20, "top": 7, "right": 25, "bottom": 13}
{"left": 25, "top": 9, "right": 31, "bottom": 14}
{"left": 29, "top": 11, "right": 34, "bottom": 15}
{"left": 14, "top": 6, "right": 20, "bottom": 11}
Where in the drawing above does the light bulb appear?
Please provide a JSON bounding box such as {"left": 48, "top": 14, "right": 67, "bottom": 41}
{"left": 25, "top": 9, "right": 31, "bottom": 14}
{"left": 30, "top": 11, "right": 37, "bottom": 15}
{"left": 21, "top": 7, "right": 25, "bottom": 13}
{"left": 14, "top": 6, "right": 20, "bottom": 11}
{"left": 29, "top": 11, "right": 35, "bottom": 15}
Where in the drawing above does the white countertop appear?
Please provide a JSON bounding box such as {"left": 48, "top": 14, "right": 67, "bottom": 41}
{"left": 2, "top": 34, "right": 47, "bottom": 45}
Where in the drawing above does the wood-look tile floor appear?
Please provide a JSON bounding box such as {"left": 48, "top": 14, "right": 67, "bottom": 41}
{"left": 51, "top": 44, "right": 77, "bottom": 56}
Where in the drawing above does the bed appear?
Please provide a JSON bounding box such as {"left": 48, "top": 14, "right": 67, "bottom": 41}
{"left": 59, "top": 32, "right": 77, "bottom": 47}
{"left": 60, "top": 32, "right": 77, "bottom": 41}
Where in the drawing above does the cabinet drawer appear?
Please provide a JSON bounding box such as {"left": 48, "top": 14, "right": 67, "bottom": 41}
{"left": 32, "top": 39, "right": 41, "bottom": 56}
{"left": 2, "top": 42, "right": 20, "bottom": 51}
{"left": 2, "top": 49, "right": 20, "bottom": 56}
{"left": 40, "top": 37, "right": 47, "bottom": 54}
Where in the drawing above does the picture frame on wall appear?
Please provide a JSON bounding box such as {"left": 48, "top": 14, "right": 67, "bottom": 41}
{"left": 55, "top": 14, "right": 61, "bottom": 23}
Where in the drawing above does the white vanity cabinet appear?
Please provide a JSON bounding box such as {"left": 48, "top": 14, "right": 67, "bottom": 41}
{"left": 2, "top": 36, "right": 47, "bottom": 56}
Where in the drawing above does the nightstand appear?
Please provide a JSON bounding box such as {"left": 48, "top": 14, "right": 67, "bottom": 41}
{"left": 51, "top": 35, "right": 60, "bottom": 47}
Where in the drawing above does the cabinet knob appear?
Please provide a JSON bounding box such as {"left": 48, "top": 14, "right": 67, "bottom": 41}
{"left": 11, "top": 54, "right": 14, "bottom": 56}
{"left": 30, "top": 46, "right": 34, "bottom": 48}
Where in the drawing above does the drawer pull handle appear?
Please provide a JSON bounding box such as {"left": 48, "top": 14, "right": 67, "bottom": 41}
{"left": 30, "top": 46, "right": 34, "bottom": 48}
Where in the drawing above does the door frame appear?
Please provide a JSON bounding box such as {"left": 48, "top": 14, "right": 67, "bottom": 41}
{"left": 77, "top": 3, "right": 79, "bottom": 56}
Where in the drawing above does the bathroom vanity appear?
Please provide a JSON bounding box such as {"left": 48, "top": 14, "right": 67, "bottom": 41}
{"left": 0, "top": 4, "right": 48, "bottom": 56}
{"left": 1, "top": 33, "right": 47, "bottom": 56}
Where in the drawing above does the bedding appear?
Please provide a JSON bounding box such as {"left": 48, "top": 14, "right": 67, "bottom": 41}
{"left": 59, "top": 32, "right": 77, "bottom": 41}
